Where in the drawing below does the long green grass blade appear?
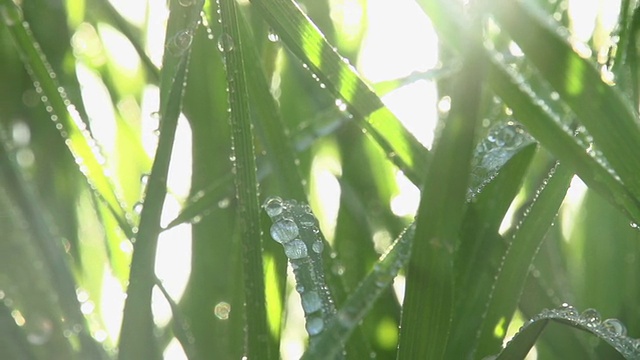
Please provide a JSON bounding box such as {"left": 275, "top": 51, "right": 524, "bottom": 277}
{"left": 475, "top": 162, "right": 573, "bottom": 359}
{"left": 218, "top": 0, "right": 272, "bottom": 358}
{"left": 248, "top": 0, "right": 429, "bottom": 185}
{"left": 0, "top": 0, "right": 133, "bottom": 238}
{"left": 491, "top": 0, "right": 640, "bottom": 202}
{"left": 118, "top": 1, "right": 202, "bottom": 359}
{"left": 397, "top": 32, "right": 483, "bottom": 359}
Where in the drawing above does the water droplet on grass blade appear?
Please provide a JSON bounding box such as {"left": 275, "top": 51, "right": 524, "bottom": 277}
{"left": 217, "top": 33, "right": 234, "bottom": 52}
{"left": 312, "top": 241, "right": 323, "bottom": 253}
{"left": 270, "top": 218, "right": 299, "bottom": 243}
{"left": 306, "top": 316, "right": 324, "bottom": 336}
{"left": 167, "top": 30, "right": 193, "bottom": 56}
{"left": 580, "top": 308, "right": 601, "bottom": 327}
{"left": 301, "top": 291, "right": 322, "bottom": 314}
{"left": 602, "top": 318, "right": 627, "bottom": 336}
{"left": 264, "top": 196, "right": 284, "bottom": 217}
{"left": 284, "top": 239, "right": 307, "bottom": 259}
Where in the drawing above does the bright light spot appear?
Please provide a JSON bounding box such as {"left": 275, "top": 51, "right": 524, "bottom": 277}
{"left": 390, "top": 171, "right": 420, "bottom": 217}
{"left": 141, "top": 86, "right": 160, "bottom": 157}
{"left": 163, "top": 338, "right": 188, "bottom": 360}
{"left": 437, "top": 95, "right": 451, "bottom": 114}
{"left": 167, "top": 117, "right": 193, "bottom": 199}
{"left": 358, "top": 0, "right": 438, "bottom": 82}
{"left": 11, "top": 310, "right": 25, "bottom": 326}
{"left": 100, "top": 268, "right": 126, "bottom": 342}
{"left": 98, "top": 24, "right": 141, "bottom": 73}
{"left": 280, "top": 275, "right": 307, "bottom": 360}
{"left": 560, "top": 175, "right": 588, "bottom": 242}
{"left": 310, "top": 143, "right": 342, "bottom": 243}
{"left": 382, "top": 80, "right": 438, "bottom": 149}
{"left": 76, "top": 63, "right": 118, "bottom": 153}
{"left": 568, "top": 0, "right": 598, "bottom": 42}
{"left": 329, "top": 0, "right": 364, "bottom": 43}
{"left": 155, "top": 221, "right": 192, "bottom": 302}
{"left": 107, "top": 0, "right": 147, "bottom": 27}
{"left": 146, "top": 1, "right": 169, "bottom": 67}
{"left": 393, "top": 275, "right": 405, "bottom": 304}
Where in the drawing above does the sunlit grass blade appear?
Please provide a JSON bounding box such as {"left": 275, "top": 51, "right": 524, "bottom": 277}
{"left": 475, "top": 162, "right": 573, "bottom": 359}
{"left": 491, "top": 0, "right": 640, "bottom": 202}
{"left": 155, "top": 280, "right": 198, "bottom": 359}
{"left": 398, "top": 36, "right": 483, "bottom": 359}
{"left": 0, "top": 0, "right": 133, "bottom": 238}
{"left": 248, "top": 0, "right": 430, "bottom": 185}
{"left": 418, "top": 0, "right": 640, "bottom": 225}
{"left": 486, "top": 52, "right": 640, "bottom": 225}
{"left": 218, "top": 0, "right": 272, "bottom": 358}
{"left": 118, "top": 1, "right": 203, "bottom": 359}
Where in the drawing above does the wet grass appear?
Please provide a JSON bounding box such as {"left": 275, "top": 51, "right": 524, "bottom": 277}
{"left": 0, "top": 0, "right": 639, "bottom": 359}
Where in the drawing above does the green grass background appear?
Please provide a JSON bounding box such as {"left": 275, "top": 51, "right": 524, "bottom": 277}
{"left": 0, "top": 0, "right": 639, "bottom": 359}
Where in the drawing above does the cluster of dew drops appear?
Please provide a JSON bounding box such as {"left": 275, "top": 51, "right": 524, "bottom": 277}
{"left": 489, "top": 304, "right": 640, "bottom": 359}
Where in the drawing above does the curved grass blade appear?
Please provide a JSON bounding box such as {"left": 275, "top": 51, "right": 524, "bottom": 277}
{"left": 475, "top": 162, "right": 573, "bottom": 359}
{"left": 218, "top": 0, "right": 272, "bottom": 358}
{"left": 118, "top": 1, "right": 203, "bottom": 359}
{"left": 0, "top": 0, "right": 134, "bottom": 238}
{"left": 248, "top": 0, "right": 429, "bottom": 185}
{"left": 491, "top": 0, "right": 640, "bottom": 202}
{"left": 398, "top": 33, "right": 483, "bottom": 359}
{"left": 494, "top": 305, "right": 639, "bottom": 360}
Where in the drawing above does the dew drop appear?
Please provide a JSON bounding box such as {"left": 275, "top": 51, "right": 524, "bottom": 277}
{"left": 217, "top": 197, "right": 230, "bottom": 209}
{"left": 214, "top": 301, "right": 231, "bottom": 320}
{"left": 580, "top": 308, "right": 601, "bottom": 327}
{"left": 267, "top": 28, "right": 279, "bottom": 42}
{"left": 264, "top": 196, "right": 284, "bottom": 217}
{"left": 305, "top": 316, "right": 324, "bottom": 336}
{"left": 301, "top": 291, "right": 322, "bottom": 314}
{"left": 217, "top": 33, "right": 234, "bottom": 52}
{"left": 178, "top": 0, "right": 196, "bottom": 6}
{"left": 296, "top": 284, "right": 305, "bottom": 293}
{"left": 312, "top": 241, "right": 324, "bottom": 254}
{"left": 299, "top": 212, "right": 316, "bottom": 227}
{"left": 284, "top": 239, "right": 307, "bottom": 259}
{"left": 602, "top": 318, "right": 627, "bottom": 336}
{"left": 269, "top": 218, "right": 299, "bottom": 243}
{"left": 167, "top": 30, "right": 193, "bottom": 56}
{"left": 133, "top": 202, "right": 144, "bottom": 214}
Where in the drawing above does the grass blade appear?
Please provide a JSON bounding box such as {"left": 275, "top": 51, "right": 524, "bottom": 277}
{"left": 0, "top": 0, "right": 133, "bottom": 238}
{"left": 475, "top": 162, "right": 573, "bottom": 359}
{"left": 248, "top": 0, "right": 429, "bottom": 185}
{"left": 218, "top": 0, "right": 272, "bottom": 358}
{"left": 491, "top": 0, "right": 640, "bottom": 202}
{"left": 118, "top": 1, "right": 202, "bottom": 359}
{"left": 397, "top": 30, "right": 483, "bottom": 358}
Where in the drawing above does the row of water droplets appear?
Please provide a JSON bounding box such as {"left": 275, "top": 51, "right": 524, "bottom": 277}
{"left": 494, "top": 304, "right": 640, "bottom": 359}
{"left": 491, "top": 47, "right": 621, "bottom": 183}
{"left": 263, "top": 197, "right": 338, "bottom": 346}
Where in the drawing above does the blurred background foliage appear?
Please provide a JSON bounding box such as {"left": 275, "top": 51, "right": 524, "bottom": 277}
{"left": 0, "top": 0, "right": 639, "bottom": 359}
